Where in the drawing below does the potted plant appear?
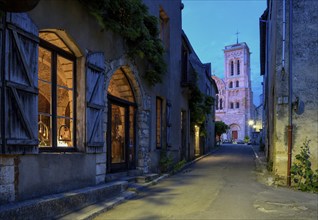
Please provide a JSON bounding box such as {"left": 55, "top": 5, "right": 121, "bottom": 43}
{"left": 244, "top": 136, "right": 250, "bottom": 145}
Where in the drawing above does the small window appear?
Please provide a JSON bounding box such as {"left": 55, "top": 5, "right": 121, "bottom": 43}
{"left": 156, "top": 97, "right": 163, "bottom": 149}
{"left": 237, "top": 60, "right": 240, "bottom": 75}
{"left": 229, "top": 81, "right": 233, "bottom": 88}
{"left": 38, "top": 32, "right": 76, "bottom": 149}
{"left": 230, "top": 102, "right": 234, "bottom": 109}
{"left": 236, "top": 102, "right": 240, "bottom": 108}
{"left": 230, "top": 61, "right": 234, "bottom": 75}
{"left": 159, "top": 7, "right": 169, "bottom": 50}
{"left": 220, "top": 98, "right": 223, "bottom": 110}
{"left": 236, "top": 81, "right": 239, "bottom": 87}
{"left": 216, "top": 95, "right": 219, "bottom": 110}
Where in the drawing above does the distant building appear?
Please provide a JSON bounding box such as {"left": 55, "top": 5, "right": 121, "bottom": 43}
{"left": 212, "top": 42, "right": 254, "bottom": 142}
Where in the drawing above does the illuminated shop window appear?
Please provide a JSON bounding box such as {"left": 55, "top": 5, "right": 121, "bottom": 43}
{"left": 38, "top": 32, "right": 75, "bottom": 149}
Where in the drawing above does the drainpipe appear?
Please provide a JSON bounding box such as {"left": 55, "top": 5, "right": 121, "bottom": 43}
{"left": 281, "top": 0, "right": 286, "bottom": 79}
{"left": 287, "top": 0, "right": 293, "bottom": 187}
{"left": 1, "top": 13, "right": 6, "bottom": 153}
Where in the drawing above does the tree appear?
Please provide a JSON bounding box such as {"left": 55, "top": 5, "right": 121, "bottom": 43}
{"left": 215, "top": 121, "right": 229, "bottom": 145}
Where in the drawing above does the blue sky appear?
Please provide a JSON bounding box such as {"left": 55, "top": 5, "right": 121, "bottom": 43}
{"left": 182, "top": 0, "right": 266, "bottom": 106}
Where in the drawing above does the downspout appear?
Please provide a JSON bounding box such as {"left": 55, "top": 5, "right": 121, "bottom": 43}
{"left": 1, "top": 13, "right": 6, "bottom": 153}
{"left": 287, "top": 0, "right": 293, "bottom": 187}
{"left": 281, "top": 0, "right": 286, "bottom": 78}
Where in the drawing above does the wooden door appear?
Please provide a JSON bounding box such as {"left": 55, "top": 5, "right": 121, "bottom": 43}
{"left": 232, "top": 130, "right": 238, "bottom": 140}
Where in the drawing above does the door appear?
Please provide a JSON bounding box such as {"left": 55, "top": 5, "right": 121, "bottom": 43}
{"left": 232, "top": 130, "right": 238, "bottom": 140}
{"left": 107, "top": 99, "right": 136, "bottom": 173}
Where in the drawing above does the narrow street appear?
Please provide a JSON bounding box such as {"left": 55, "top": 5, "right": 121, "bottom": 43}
{"left": 94, "top": 144, "right": 317, "bottom": 220}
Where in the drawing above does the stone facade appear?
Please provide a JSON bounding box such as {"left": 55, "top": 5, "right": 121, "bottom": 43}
{"left": 0, "top": 0, "right": 217, "bottom": 205}
{"left": 260, "top": 0, "right": 318, "bottom": 184}
{"left": 213, "top": 43, "right": 254, "bottom": 142}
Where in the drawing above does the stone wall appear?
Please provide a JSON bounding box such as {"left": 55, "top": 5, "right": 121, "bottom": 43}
{"left": 0, "top": 157, "right": 15, "bottom": 204}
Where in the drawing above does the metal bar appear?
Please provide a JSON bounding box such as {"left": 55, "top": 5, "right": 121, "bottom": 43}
{"left": 287, "top": 0, "right": 293, "bottom": 187}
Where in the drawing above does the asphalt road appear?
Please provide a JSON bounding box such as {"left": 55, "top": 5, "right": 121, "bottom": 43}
{"left": 94, "top": 144, "right": 318, "bottom": 220}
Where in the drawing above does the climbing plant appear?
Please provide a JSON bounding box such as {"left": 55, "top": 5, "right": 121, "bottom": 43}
{"left": 290, "top": 138, "right": 318, "bottom": 193}
{"left": 189, "top": 73, "right": 214, "bottom": 136}
{"left": 79, "top": 0, "right": 166, "bottom": 86}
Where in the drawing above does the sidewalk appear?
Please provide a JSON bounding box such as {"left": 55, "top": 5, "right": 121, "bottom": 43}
{"left": 250, "top": 144, "right": 275, "bottom": 186}
{"left": 58, "top": 148, "right": 219, "bottom": 220}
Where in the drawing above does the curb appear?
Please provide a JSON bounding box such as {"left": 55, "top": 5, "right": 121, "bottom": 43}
{"left": 62, "top": 147, "right": 220, "bottom": 220}
{"left": 250, "top": 145, "right": 275, "bottom": 186}
{"left": 59, "top": 191, "right": 136, "bottom": 220}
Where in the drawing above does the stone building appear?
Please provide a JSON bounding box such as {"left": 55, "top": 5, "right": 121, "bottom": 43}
{"left": 181, "top": 31, "right": 218, "bottom": 159}
{"left": 260, "top": 0, "right": 318, "bottom": 184}
{"left": 0, "top": 0, "right": 217, "bottom": 208}
{"left": 212, "top": 42, "right": 254, "bottom": 142}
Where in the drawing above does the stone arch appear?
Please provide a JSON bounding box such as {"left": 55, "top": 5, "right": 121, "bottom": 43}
{"left": 105, "top": 57, "right": 150, "bottom": 173}
{"left": 229, "top": 123, "right": 241, "bottom": 140}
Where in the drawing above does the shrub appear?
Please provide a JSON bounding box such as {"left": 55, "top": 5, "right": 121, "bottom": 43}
{"left": 290, "top": 138, "right": 318, "bottom": 193}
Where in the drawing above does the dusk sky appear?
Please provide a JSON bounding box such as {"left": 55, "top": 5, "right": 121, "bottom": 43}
{"left": 182, "top": 0, "right": 266, "bottom": 106}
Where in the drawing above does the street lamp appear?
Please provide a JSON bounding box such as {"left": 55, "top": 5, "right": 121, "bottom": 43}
{"left": 248, "top": 120, "right": 255, "bottom": 126}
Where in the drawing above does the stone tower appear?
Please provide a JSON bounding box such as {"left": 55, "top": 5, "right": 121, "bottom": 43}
{"left": 213, "top": 42, "right": 253, "bottom": 141}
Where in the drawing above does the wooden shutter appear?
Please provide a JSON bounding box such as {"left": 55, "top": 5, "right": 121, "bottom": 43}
{"left": 3, "top": 13, "right": 39, "bottom": 154}
{"left": 86, "top": 52, "right": 105, "bottom": 153}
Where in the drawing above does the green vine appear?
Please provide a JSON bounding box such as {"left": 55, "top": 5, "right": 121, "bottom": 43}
{"left": 159, "top": 148, "right": 174, "bottom": 173}
{"left": 79, "top": 0, "right": 166, "bottom": 86}
{"left": 291, "top": 138, "right": 318, "bottom": 193}
{"left": 189, "top": 73, "right": 214, "bottom": 136}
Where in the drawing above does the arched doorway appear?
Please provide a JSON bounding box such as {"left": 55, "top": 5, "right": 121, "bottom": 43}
{"left": 107, "top": 68, "right": 137, "bottom": 173}
{"left": 229, "top": 124, "right": 240, "bottom": 141}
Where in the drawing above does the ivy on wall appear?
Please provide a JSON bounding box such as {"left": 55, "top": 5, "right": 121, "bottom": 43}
{"left": 189, "top": 72, "right": 214, "bottom": 136}
{"left": 79, "top": 0, "right": 166, "bottom": 86}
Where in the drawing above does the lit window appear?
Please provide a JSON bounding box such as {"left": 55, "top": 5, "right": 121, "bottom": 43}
{"left": 38, "top": 33, "right": 75, "bottom": 149}
{"left": 156, "top": 97, "right": 163, "bottom": 148}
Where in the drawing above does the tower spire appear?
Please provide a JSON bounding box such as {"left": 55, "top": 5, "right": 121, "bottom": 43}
{"left": 235, "top": 31, "right": 240, "bottom": 44}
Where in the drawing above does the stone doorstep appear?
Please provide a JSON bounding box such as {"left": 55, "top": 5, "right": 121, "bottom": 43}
{"left": 105, "top": 169, "right": 143, "bottom": 182}
{"left": 0, "top": 181, "right": 128, "bottom": 220}
{"left": 135, "top": 173, "right": 160, "bottom": 183}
